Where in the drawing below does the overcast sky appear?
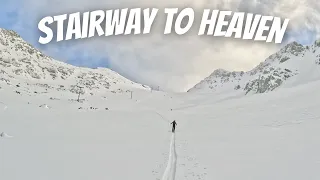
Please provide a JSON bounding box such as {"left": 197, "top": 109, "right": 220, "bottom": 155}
{"left": 1, "top": 0, "right": 320, "bottom": 92}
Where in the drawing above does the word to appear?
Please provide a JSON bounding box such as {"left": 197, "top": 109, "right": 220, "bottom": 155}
{"left": 38, "top": 8, "right": 290, "bottom": 44}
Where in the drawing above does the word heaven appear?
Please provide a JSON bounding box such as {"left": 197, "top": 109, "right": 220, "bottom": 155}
{"left": 197, "top": 10, "right": 289, "bottom": 43}
{"left": 38, "top": 8, "right": 290, "bottom": 44}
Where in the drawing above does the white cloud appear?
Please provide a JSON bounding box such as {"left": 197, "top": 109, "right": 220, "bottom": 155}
{"left": 13, "top": 0, "right": 320, "bottom": 91}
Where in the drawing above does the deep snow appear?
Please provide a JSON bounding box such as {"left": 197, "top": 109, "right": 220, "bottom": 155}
{"left": 1, "top": 75, "right": 320, "bottom": 180}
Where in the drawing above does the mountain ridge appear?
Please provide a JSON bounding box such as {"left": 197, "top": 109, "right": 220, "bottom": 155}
{"left": 0, "top": 28, "right": 151, "bottom": 95}
{"left": 1, "top": 27, "right": 320, "bottom": 96}
{"left": 188, "top": 40, "right": 320, "bottom": 94}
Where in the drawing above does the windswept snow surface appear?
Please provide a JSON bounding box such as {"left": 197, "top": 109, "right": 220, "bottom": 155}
{"left": 1, "top": 77, "right": 320, "bottom": 180}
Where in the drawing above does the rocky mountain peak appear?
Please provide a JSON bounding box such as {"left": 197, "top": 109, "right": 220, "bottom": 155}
{"left": 0, "top": 28, "right": 150, "bottom": 95}
{"left": 188, "top": 39, "right": 320, "bottom": 94}
{"left": 280, "top": 41, "right": 305, "bottom": 56}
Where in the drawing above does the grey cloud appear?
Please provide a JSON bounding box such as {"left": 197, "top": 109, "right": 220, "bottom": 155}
{"left": 11, "top": 0, "right": 320, "bottom": 91}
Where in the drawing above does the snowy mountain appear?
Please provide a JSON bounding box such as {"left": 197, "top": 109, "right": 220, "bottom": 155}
{"left": 0, "top": 28, "right": 151, "bottom": 95}
{"left": 1, "top": 28, "right": 320, "bottom": 180}
{"left": 1, "top": 60, "right": 320, "bottom": 180}
{"left": 188, "top": 40, "right": 320, "bottom": 94}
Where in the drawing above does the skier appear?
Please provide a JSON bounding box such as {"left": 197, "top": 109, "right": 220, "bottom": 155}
{"left": 171, "top": 120, "right": 177, "bottom": 133}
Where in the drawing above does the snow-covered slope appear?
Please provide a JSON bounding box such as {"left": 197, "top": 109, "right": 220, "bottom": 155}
{"left": 0, "top": 28, "right": 151, "bottom": 95}
{"left": 1, "top": 27, "right": 320, "bottom": 180}
{"left": 1, "top": 70, "right": 320, "bottom": 180}
{"left": 188, "top": 40, "right": 320, "bottom": 94}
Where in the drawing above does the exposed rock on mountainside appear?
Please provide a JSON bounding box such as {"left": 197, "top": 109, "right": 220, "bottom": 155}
{"left": 188, "top": 40, "right": 320, "bottom": 94}
{"left": 0, "top": 28, "right": 150, "bottom": 94}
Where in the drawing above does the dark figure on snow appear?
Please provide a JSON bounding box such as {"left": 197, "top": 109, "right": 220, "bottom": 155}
{"left": 171, "top": 120, "right": 177, "bottom": 133}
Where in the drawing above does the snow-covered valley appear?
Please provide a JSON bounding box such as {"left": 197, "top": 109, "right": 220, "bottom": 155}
{"left": 1, "top": 28, "right": 320, "bottom": 180}
{"left": 1, "top": 72, "right": 320, "bottom": 180}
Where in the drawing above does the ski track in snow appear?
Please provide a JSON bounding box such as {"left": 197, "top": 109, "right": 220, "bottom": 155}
{"left": 0, "top": 132, "right": 13, "bottom": 138}
{"left": 161, "top": 133, "right": 177, "bottom": 180}
{"left": 0, "top": 102, "right": 7, "bottom": 111}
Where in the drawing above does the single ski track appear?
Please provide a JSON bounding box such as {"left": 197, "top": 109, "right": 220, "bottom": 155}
{"left": 161, "top": 133, "right": 178, "bottom": 180}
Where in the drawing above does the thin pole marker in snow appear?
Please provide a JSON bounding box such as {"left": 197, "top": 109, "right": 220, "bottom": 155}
{"left": 76, "top": 85, "right": 84, "bottom": 102}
